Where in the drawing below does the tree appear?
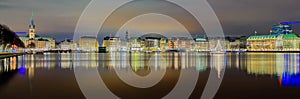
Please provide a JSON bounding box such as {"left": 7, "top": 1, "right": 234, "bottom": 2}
{"left": 0, "top": 24, "right": 25, "bottom": 51}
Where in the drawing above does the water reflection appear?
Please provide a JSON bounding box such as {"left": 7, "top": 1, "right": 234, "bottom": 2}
{"left": 98, "top": 52, "right": 209, "bottom": 71}
{"left": 210, "top": 54, "right": 226, "bottom": 78}
{"left": 244, "top": 53, "right": 300, "bottom": 86}
{"left": 0, "top": 52, "right": 300, "bottom": 87}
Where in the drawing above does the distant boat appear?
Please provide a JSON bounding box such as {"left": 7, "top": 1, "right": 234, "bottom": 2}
{"left": 210, "top": 40, "right": 226, "bottom": 54}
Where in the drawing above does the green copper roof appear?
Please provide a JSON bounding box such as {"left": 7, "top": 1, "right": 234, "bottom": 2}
{"left": 283, "top": 34, "right": 299, "bottom": 39}
{"left": 248, "top": 35, "right": 277, "bottom": 40}
{"left": 18, "top": 37, "right": 54, "bottom": 41}
{"left": 195, "top": 38, "right": 207, "bottom": 42}
{"left": 248, "top": 33, "right": 299, "bottom": 40}
{"left": 35, "top": 37, "right": 54, "bottom": 41}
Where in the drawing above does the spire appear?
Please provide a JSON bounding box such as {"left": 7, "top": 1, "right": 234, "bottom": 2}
{"left": 29, "top": 11, "right": 35, "bottom": 29}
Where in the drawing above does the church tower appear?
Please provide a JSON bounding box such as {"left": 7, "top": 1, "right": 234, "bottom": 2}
{"left": 29, "top": 12, "right": 36, "bottom": 39}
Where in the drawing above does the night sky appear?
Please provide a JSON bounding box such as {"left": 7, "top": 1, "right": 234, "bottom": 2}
{"left": 0, "top": 0, "right": 300, "bottom": 41}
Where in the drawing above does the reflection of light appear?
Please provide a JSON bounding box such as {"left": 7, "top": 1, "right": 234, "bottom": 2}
{"left": 11, "top": 57, "right": 17, "bottom": 70}
{"left": 211, "top": 54, "right": 226, "bottom": 78}
{"left": 196, "top": 53, "right": 208, "bottom": 71}
{"left": 281, "top": 73, "right": 300, "bottom": 87}
{"left": 19, "top": 67, "right": 26, "bottom": 75}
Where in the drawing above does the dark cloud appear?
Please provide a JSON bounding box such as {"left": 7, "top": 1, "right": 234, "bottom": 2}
{"left": 208, "top": 0, "right": 300, "bottom": 36}
{"left": 0, "top": 0, "right": 300, "bottom": 41}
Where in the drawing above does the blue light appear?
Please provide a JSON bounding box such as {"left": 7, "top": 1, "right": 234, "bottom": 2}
{"left": 281, "top": 73, "right": 300, "bottom": 87}
{"left": 280, "top": 21, "right": 300, "bottom": 25}
{"left": 15, "top": 32, "right": 27, "bottom": 35}
{"left": 19, "top": 67, "right": 26, "bottom": 75}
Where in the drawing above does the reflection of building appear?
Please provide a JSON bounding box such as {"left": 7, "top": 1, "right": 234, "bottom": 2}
{"left": 246, "top": 53, "right": 300, "bottom": 76}
{"left": 211, "top": 54, "right": 226, "bottom": 78}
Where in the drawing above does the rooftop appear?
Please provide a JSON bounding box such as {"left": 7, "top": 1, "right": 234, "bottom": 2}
{"left": 248, "top": 33, "right": 299, "bottom": 40}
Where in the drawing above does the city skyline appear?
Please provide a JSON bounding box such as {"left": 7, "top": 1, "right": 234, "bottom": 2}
{"left": 1, "top": 0, "right": 300, "bottom": 41}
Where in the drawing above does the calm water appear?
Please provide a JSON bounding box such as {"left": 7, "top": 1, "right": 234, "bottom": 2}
{"left": 0, "top": 52, "right": 300, "bottom": 99}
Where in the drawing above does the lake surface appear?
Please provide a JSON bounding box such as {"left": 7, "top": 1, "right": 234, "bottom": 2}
{"left": 0, "top": 52, "right": 300, "bottom": 99}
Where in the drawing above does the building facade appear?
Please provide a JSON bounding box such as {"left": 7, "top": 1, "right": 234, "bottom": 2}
{"left": 78, "top": 36, "right": 99, "bottom": 52}
{"left": 102, "top": 36, "right": 121, "bottom": 52}
{"left": 18, "top": 13, "right": 56, "bottom": 50}
{"left": 145, "top": 37, "right": 160, "bottom": 52}
{"left": 194, "top": 38, "right": 209, "bottom": 51}
{"left": 247, "top": 34, "right": 300, "bottom": 51}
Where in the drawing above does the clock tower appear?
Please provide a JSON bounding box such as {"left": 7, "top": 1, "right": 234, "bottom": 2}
{"left": 29, "top": 13, "right": 35, "bottom": 39}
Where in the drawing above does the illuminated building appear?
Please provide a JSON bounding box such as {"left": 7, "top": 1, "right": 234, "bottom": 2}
{"left": 247, "top": 35, "right": 278, "bottom": 51}
{"left": 159, "top": 38, "right": 168, "bottom": 52}
{"left": 130, "top": 38, "right": 144, "bottom": 52}
{"left": 145, "top": 37, "right": 160, "bottom": 52}
{"left": 168, "top": 40, "right": 175, "bottom": 49}
{"left": 282, "top": 34, "right": 300, "bottom": 51}
{"left": 102, "top": 36, "right": 121, "bottom": 52}
{"left": 174, "top": 37, "right": 192, "bottom": 51}
{"left": 35, "top": 38, "right": 50, "bottom": 49}
{"left": 225, "top": 37, "right": 241, "bottom": 51}
{"left": 59, "top": 39, "right": 77, "bottom": 50}
{"left": 78, "top": 36, "right": 99, "bottom": 52}
{"left": 194, "top": 38, "right": 209, "bottom": 51}
{"left": 29, "top": 13, "right": 36, "bottom": 39}
{"left": 247, "top": 22, "right": 300, "bottom": 51}
{"left": 247, "top": 34, "right": 300, "bottom": 51}
{"left": 18, "top": 13, "right": 56, "bottom": 50}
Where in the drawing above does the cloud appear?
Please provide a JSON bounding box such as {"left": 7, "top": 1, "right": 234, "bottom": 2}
{"left": 0, "top": 0, "right": 300, "bottom": 41}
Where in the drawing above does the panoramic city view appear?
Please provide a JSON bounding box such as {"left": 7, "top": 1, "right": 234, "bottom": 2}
{"left": 1, "top": 0, "right": 300, "bottom": 99}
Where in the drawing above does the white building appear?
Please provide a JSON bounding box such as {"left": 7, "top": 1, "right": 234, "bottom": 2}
{"left": 60, "top": 39, "right": 77, "bottom": 50}
{"left": 102, "top": 36, "right": 121, "bottom": 52}
{"left": 78, "top": 36, "right": 99, "bottom": 52}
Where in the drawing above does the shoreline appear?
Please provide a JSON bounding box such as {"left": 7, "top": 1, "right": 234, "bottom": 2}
{"left": 0, "top": 53, "right": 26, "bottom": 59}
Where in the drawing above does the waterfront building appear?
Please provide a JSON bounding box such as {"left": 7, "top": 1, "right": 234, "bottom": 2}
{"left": 168, "top": 40, "right": 175, "bottom": 49}
{"left": 78, "top": 36, "right": 99, "bottom": 52}
{"left": 194, "top": 38, "right": 209, "bottom": 51}
{"left": 145, "top": 37, "right": 160, "bottom": 52}
{"left": 159, "top": 38, "right": 168, "bottom": 52}
{"left": 247, "top": 34, "right": 300, "bottom": 51}
{"left": 18, "top": 13, "right": 56, "bottom": 50}
{"left": 130, "top": 38, "right": 144, "bottom": 52}
{"left": 59, "top": 39, "right": 77, "bottom": 50}
{"left": 35, "top": 38, "right": 50, "bottom": 50}
{"left": 282, "top": 34, "right": 300, "bottom": 51}
{"left": 247, "top": 35, "right": 281, "bottom": 51}
{"left": 239, "top": 36, "right": 248, "bottom": 49}
{"left": 102, "top": 36, "right": 121, "bottom": 52}
{"left": 174, "top": 37, "right": 192, "bottom": 51}
{"left": 226, "top": 37, "right": 241, "bottom": 51}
